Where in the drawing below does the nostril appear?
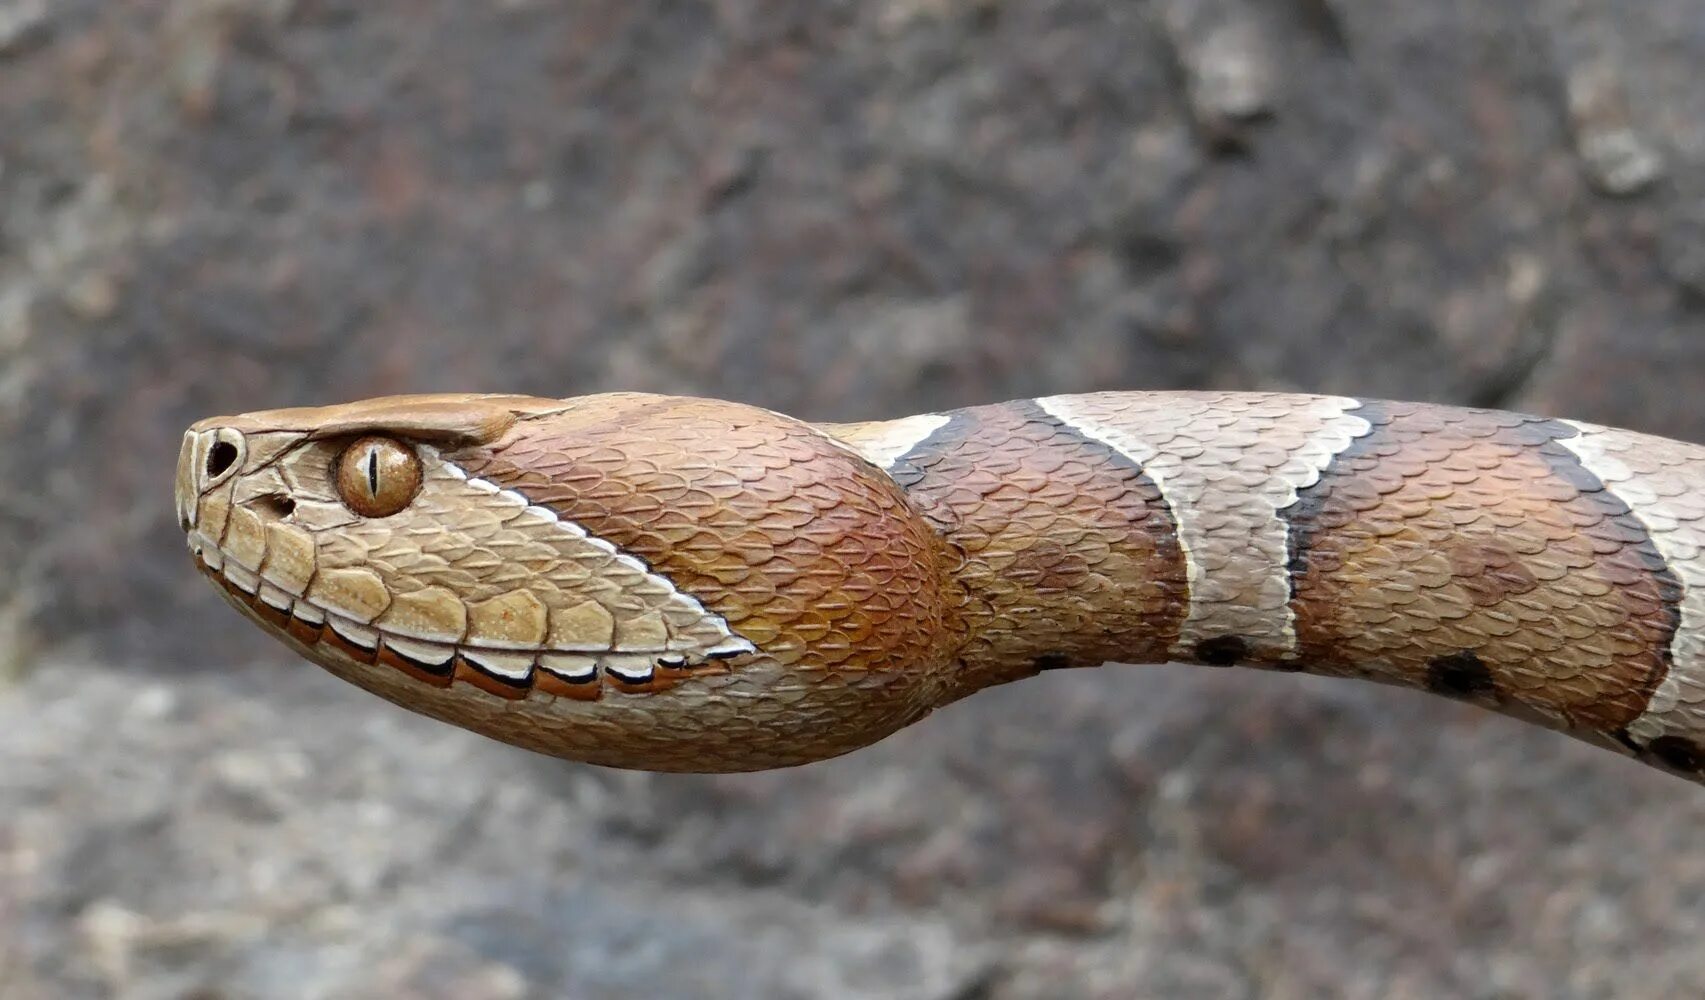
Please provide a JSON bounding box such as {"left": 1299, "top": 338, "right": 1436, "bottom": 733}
{"left": 207, "top": 440, "right": 239, "bottom": 479}
{"left": 254, "top": 494, "right": 296, "bottom": 519}
{"left": 180, "top": 515, "right": 192, "bottom": 532}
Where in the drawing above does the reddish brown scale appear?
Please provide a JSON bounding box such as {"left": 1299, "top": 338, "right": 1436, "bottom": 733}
{"left": 453, "top": 659, "right": 530, "bottom": 701}
{"left": 376, "top": 645, "right": 454, "bottom": 690}
{"left": 285, "top": 617, "right": 324, "bottom": 647}
{"left": 883, "top": 400, "right": 1191, "bottom": 687}
{"left": 1287, "top": 401, "right": 1681, "bottom": 731}
{"left": 323, "top": 629, "right": 379, "bottom": 667}
{"left": 252, "top": 599, "right": 291, "bottom": 630}
{"left": 533, "top": 672, "right": 602, "bottom": 701}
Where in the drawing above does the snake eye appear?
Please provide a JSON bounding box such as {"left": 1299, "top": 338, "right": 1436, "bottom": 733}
{"left": 336, "top": 436, "right": 422, "bottom": 518}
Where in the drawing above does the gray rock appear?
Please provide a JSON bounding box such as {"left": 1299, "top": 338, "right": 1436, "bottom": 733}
{"left": 5, "top": 2, "right": 1705, "bottom": 996}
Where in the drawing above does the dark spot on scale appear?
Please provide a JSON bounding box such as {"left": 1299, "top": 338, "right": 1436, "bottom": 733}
{"left": 1033, "top": 653, "right": 1072, "bottom": 672}
{"left": 1195, "top": 636, "right": 1248, "bottom": 667}
{"left": 1648, "top": 736, "right": 1705, "bottom": 773}
{"left": 1426, "top": 651, "right": 1495, "bottom": 698}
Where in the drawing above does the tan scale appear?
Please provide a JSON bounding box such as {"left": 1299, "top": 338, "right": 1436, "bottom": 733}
{"left": 377, "top": 586, "right": 469, "bottom": 643}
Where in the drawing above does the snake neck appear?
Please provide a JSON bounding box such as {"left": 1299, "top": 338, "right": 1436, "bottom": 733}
{"left": 871, "top": 400, "right": 1193, "bottom": 694}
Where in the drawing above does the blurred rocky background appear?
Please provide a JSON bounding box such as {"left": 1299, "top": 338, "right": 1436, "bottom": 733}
{"left": 4, "top": 1, "right": 1705, "bottom": 997}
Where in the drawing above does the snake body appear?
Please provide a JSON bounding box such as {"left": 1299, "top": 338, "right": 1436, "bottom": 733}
{"left": 175, "top": 391, "right": 1705, "bottom": 779}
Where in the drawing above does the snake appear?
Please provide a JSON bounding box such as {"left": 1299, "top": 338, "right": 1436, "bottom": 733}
{"left": 174, "top": 390, "right": 1705, "bottom": 780}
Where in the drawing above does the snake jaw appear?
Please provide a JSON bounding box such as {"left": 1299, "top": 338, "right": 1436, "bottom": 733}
{"left": 177, "top": 393, "right": 955, "bottom": 771}
{"left": 191, "top": 516, "right": 759, "bottom": 709}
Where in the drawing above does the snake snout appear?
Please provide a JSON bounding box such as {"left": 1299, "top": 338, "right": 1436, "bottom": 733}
{"left": 175, "top": 425, "right": 248, "bottom": 539}
{"left": 175, "top": 431, "right": 196, "bottom": 533}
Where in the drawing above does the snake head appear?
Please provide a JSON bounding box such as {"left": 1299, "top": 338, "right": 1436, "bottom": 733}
{"left": 176, "top": 392, "right": 954, "bottom": 771}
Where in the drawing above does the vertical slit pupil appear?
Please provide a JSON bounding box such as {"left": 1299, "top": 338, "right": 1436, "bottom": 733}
{"left": 366, "top": 449, "right": 380, "bottom": 496}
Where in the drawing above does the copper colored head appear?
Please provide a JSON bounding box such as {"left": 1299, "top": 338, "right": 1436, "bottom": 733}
{"left": 176, "top": 393, "right": 955, "bottom": 771}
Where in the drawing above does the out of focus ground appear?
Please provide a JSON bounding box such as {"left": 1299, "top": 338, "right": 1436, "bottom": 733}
{"left": 3, "top": 2, "right": 1705, "bottom": 998}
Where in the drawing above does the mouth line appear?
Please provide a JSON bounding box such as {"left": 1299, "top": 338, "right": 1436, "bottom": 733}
{"left": 185, "top": 533, "right": 751, "bottom": 702}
